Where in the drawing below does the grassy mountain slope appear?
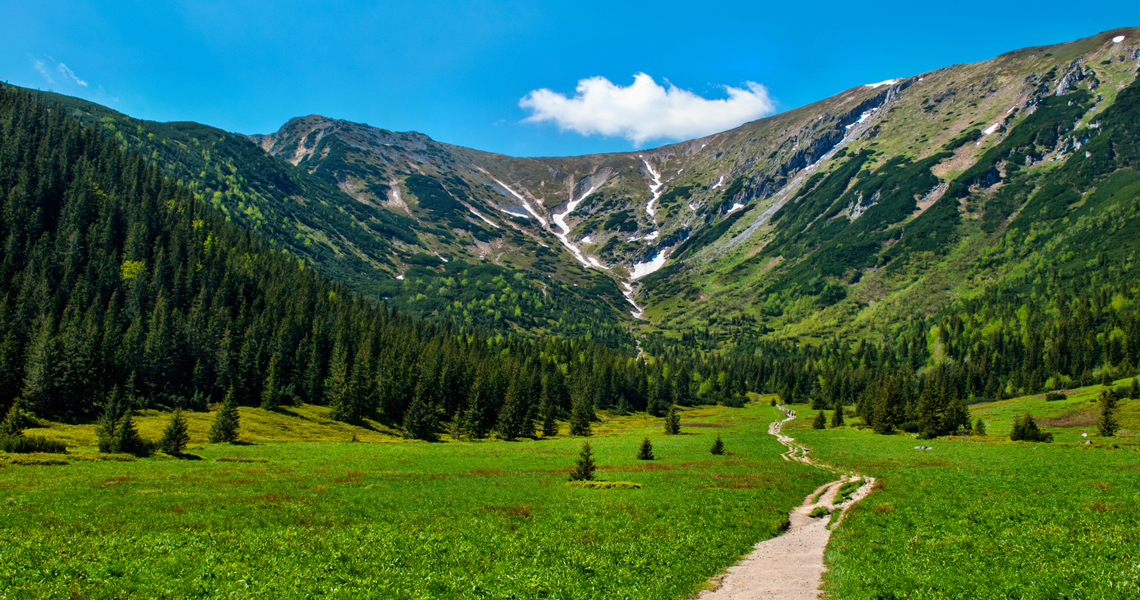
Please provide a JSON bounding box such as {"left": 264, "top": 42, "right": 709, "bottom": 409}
{"left": 640, "top": 27, "right": 1140, "bottom": 348}
{"left": 20, "top": 28, "right": 1140, "bottom": 353}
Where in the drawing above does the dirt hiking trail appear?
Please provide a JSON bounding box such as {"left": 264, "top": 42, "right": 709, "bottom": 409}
{"left": 698, "top": 406, "right": 874, "bottom": 600}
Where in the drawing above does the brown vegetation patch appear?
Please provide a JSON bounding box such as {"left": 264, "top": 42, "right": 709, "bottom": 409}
{"left": 872, "top": 502, "right": 894, "bottom": 515}
{"left": 681, "top": 423, "right": 727, "bottom": 428}
{"left": 1085, "top": 500, "right": 1112, "bottom": 513}
{"left": 1093, "top": 481, "right": 1111, "bottom": 490}
{"left": 479, "top": 504, "right": 534, "bottom": 519}
{"left": 1041, "top": 409, "right": 1098, "bottom": 428}
{"left": 334, "top": 473, "right": 364, "bottom": 484}
{"left": 469, "top": 468, "right": 504, "bottom": 477}
{"left": 170, "top": 504, "right": 186, "bottom": 515}
{"left": 872, "top": 479, "right": 886, "bottom": 491}
{"left": 216, "top": 457, "right": 268, "bottom": 463}
{"left": 94, "top": 476, "right": 134, "bottom": 488}
{"left": 222, "top": 478, "right": 253, "bottom": 486}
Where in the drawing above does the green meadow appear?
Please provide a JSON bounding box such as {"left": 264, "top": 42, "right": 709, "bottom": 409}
{"left": 0, "top": 403, "right": 830, "bottom": 600}
{"left": 787, "top": 387, "right": 1140, "bottom": 600}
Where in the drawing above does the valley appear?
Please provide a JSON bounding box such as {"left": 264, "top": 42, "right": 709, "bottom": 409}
{"left": 2, "top": 24, "right": 1140, "bottom": 600}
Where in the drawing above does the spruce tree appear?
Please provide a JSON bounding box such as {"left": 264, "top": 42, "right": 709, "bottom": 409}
{"left": 569, "top": 394, "right": 593, "bottom": 437}
{"left": 496, "top": 374, "right": 527, "bottom": 440}
{"left": 111, "top": 414, "right": 153, "bottom": 457}
{"left": 208, "top": 387, "right": 241, "bottom": 443}
{"left": 942, "top": 398, "right": 971, "bottom": 436}
{"left": 538, "top": 373, "right": 560, "bottom": 437}
{"left": 260, "top": 354, "right": 284, "bottom": 410}
{"left": 663, "top": 403, "right": 681, "bottom": 435}
{"left": 0, "top": 404, "right": 36, "bottom": 438}
{"left": 972, "top": 417, "right": 986, "bottom": 436}
{"left": 96, "top": 387, "right": 127, "bottom": 453}
{"left": 1098, "top": 389, "right": 1120, "bottom": 437}
{"left": 710, "top": 435, "right": 725, "bottom": 455}
{"left": 1010, "top": 413, "right": 1026, "bottom": 441}
{"left": 403, "top": 378, "right": 439, "bottom": 442}
{"left": 830, "top": 404, "right": 845, "bottom": 428}
{"left": 1130, "top": 377, "right": 1140, "bottom": 400}
{"left": 568, "top": 440, "right": 596, "bottom": 481}
{"left": 637, "top": 437, "right": 654, "bottom": 460}
{"left": 770, "top": 397, "right": 777, "bottom": 407}
{"left": 813, "top": 410, "right": 827, "bottom": 430}
{"left": 158, "top": 409, "right": 191, "bottom": 455}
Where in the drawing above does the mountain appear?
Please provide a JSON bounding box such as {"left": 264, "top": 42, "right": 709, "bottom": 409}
{"left": 20, "top": 27, "right": 1140, "bottom": 352}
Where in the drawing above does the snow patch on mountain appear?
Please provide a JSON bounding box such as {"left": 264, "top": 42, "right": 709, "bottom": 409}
{"left": 864, "top": 79, "right": 899, "bottom": 89}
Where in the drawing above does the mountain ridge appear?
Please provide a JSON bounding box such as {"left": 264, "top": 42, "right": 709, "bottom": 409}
{"left": 17, "top": 26, "right": 1140, "bottom": 350}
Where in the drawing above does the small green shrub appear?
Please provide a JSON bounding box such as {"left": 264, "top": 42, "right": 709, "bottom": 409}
{"left": 565, "top": 481, "right": 644, "bottom": 490}
{"left": 809, "top": 506, "right": 832, "bottom": 518}
{"left": 1044, "top": 392, "right": 1067, "bottom": 401}
{"left": 1010, "top": 413, "right": 1052, "bottom": 442}
{"left": 710, "top": 436, "right": 725, "bottom": 455}
{"left": 835, "top": 479, "right": 864, "bottom": 504}
{"left": 0, "top": 435, "right": 67, "bottom": 454}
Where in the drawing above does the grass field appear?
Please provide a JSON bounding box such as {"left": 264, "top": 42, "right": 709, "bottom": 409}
{"left": 786, "top": 390, "right": 1140, "bottom": 600}
{"left": 0, "top": 402, "right": 830, "bottom": 600}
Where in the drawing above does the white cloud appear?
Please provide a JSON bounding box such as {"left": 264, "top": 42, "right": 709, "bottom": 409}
{"left": 519, "top": 73, "right": 775, "bottom": 145}
{"left": 56, "top": 62, "right": 88, "bottom": 87}
{"left": 32, "top": 59, "right": 54, "bottom": 84}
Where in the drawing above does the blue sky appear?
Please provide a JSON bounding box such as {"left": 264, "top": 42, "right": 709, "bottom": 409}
{"left": 2, "top": 0, "right": 1137, "bottom": 157}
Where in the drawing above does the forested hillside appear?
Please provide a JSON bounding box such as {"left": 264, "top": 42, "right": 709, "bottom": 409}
{"left": 25, "top": 90, "right": 635, "bottom": 347}
{"left": 0, "top": 84, "right": 764, "bottom": 437}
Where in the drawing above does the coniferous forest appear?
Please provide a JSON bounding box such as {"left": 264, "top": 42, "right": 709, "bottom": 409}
{"left": 5, "top": 77, "right": 1140, "bottom": 443}
{"left": 0, "top": 84, "right": 761, "bottom": 438}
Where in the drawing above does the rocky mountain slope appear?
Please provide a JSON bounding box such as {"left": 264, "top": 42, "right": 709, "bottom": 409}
{"left": 23, "top": 27, "right": 1140, "bottom": 349}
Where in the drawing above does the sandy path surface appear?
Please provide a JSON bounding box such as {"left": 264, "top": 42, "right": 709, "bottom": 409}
{"left": 698, "top": 407, "right": 874, "bottom": 600}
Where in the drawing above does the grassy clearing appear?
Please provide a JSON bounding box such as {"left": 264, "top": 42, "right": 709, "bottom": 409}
{"left": 971, "top": 378, "right": 1140, "bottom": 441}
{"left": 784, "top": 393, "right": 1140, "bottom": 599}
{"left": 0, "top": 402, "right": 829, "bottom": 599}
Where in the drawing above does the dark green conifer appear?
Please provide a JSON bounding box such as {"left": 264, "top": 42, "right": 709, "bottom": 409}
{"left": 0, "top": 404, "right": 32, "bottom": 438}
{"left": 402, "top": 378, "right": 439, "bottom": 442}
{"left": 208, "top": 387, "right": 240, "bottom": 443}
{"left": 1098, "top": 389, "right": 1120, "bottom": 437}
{"left": 539, "top": 375, "right": 560, "bottom": 437}
{"left": 260, "top": 353, "right": 284, "bottom": 410}
{"left": 710, "top": 435, "right": 725, "bottom": 455}
{"left": 569, "top": 371, "right": 594, "bottom": 437}
{"left": 663, "top": 403, "right": 681, "bottom": 435}
{"left": 813, "top": 410, "right": 827, "bottom": 430}
{"left": 972, "top": 417, "right": 986, "bottom": 436}
{"left": 1129, "top": 377, "right": 1140, "bottom": 400}
{"left": 568, "top": 440, "right": 596, "bottom": 481}
{"left": 158, "top": 409, "right": 191, "bottom": 455}
{"left": 569, "top": 394, "right": 593, "bottom": 437}
{"left": 831, "top": 404, "right": 845, "bottom": 428}
{"left": 111, "top": 414, "right": 153, "bottom": 457}
{"left": 637, "top": 437, "right": 654, "bottom": 460}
